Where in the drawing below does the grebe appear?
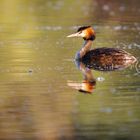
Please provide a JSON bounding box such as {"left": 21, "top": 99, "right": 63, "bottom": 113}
{"left": 67, "top": 26, "right": 137, "bottom": 71}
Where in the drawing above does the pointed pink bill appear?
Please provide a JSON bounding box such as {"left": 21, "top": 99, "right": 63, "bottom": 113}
{"left": 67, "top": 32, "right": 80, "bottom": 38}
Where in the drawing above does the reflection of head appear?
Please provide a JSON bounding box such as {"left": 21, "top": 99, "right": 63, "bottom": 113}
{"left": 79, "top": 80, "right": 96, "bottom": 94}
{"left": 67, "top": 79, "right": 96, "bottom": 94}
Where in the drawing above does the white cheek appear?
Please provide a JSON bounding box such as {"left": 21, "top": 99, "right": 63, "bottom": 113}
{"left": 81, "top": 32, "right": 86, "bottom": 37}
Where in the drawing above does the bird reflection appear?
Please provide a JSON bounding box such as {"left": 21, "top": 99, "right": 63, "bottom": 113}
{"left": 67, "top": 61, "right": 96, "bottom": 94}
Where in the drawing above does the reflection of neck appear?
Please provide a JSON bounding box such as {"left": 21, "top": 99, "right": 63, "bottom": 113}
{"left": 80, "top": 40, "right": 93, "bottom": 58}
{"left": 80, "top": 62, "right": 96, "bottom": 83}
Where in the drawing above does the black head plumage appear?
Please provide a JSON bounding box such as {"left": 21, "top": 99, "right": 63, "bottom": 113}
{"left": 77, "top": 26, "right": 91, "bottom": 32}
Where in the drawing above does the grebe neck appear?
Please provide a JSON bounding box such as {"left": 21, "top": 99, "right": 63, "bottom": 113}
{"left": 80, "top": 40, "right": 93, "bottom": 58}
{"left": 75, "top": 40, "right": 93, "bottom": 61}
{"left": 75, "top": 40, "right": 93, "bottom": 69}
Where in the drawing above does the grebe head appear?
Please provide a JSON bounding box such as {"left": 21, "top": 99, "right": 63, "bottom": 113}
{"left": 67, "top": 26, "right": 96, "bottom": 41}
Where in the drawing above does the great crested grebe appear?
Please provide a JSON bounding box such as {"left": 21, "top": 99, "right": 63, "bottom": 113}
{"left": 67, "top": 26, "right": 137, "bottom": 71}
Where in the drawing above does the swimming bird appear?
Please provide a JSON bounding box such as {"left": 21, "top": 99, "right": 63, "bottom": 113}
{"left": 67, "top": 26, "right": 137, "bottom": 71}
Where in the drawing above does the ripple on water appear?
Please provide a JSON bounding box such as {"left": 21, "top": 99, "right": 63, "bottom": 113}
{"left": 97, "top": 77, "right": 105, "bottom": 82}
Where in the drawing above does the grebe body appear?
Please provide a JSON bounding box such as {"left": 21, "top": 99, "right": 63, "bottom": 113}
{"left": 81, "top": 47, "right": 136, "bottom": 71}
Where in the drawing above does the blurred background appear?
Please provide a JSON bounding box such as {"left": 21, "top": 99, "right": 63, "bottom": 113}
{"left": 0, "top": 0, "right": 140, "bottom": 140}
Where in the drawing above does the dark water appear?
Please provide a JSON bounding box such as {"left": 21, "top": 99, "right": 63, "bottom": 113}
{"left": 0, "top": 0, "right": 140, "bottom": 140}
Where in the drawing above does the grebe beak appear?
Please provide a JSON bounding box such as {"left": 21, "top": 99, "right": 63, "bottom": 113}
{"left": 67, "top": 32, "right": 80, "bottom": 38}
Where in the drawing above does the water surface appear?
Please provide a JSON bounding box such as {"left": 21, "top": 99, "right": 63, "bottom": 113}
{"left": 0, "top": 0, "right": 140, "bottom": 140}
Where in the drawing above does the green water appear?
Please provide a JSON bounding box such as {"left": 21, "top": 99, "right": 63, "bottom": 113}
{"left": 0, "top": 0, "right": 140, "bottom": 140}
